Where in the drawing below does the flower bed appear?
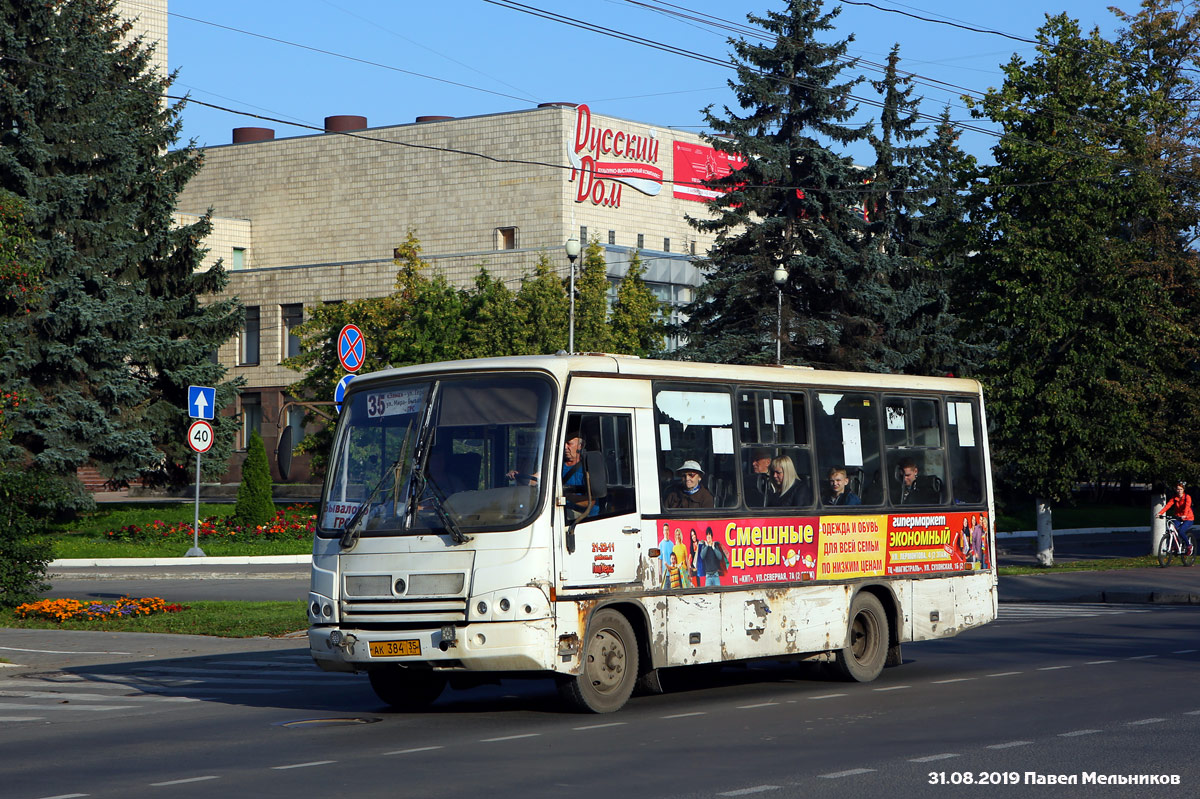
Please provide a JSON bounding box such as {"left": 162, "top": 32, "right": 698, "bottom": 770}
{"left": 15, "top": 596, "right": 187, "bottom": 622}
{"left": 106, "top": 504, "right": 315, "bottom": 543}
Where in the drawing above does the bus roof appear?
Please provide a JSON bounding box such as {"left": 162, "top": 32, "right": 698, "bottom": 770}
{"left": 344, "top": 354, "right": 983, "bottom": 396}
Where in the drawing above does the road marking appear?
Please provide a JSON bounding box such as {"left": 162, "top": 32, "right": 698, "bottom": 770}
{"left": 810, "top": 693, "right": 846, "bottom": 700}
{"left": 987, "top": 741, "right": 1032, "bottom": 749}
{"left": 718, "top": 786, "right": 780, "bottom": 796}
{"left": 1086, "top": 660, "right": 1116, "bottom": 665}
{"left": 933, "top": 678, "right": 973, "bottom": 684}
{"left": 0, "top": 646, "right": 132, "bottom": 655}
{"left": 1128, "top": 718, "right": 1165, "bottom": 725}
{"left": 149, "top": 776, "right": 219, "bottom": 787}
{"left": 272, "top": 761, "right": 336, "bottom": 770}
{"left": 383, "top": 746, "right": 444, "bottom": 755}
{"left": 874, "top": 685, "right": 910, "bottom": 691}
{"left": 0, "top": 716, "right": 43, "bottom": 722}
{"left": 987, "top": 672, "right": 1022, "bottom": 677}
{"left": 37, "top": 794, "right": 89, "bottom": 799}
{"left": 1059, "top": 729, "right": 1101, "bottom": 737}
{"left": 1185, "top": 710, "right": 1200, "bottom": 716}
{"left": 820, "top": 769, "right": 876, "bottom": 779}
{"left": 662, "top": 711, "right": 706, "bottom": 719}
{"left": 1172, "top": 649, "right": 1197, "bottom": 654}
{"left": 909, "top": 753, "right": 959, "bottom": 763}
{"left": 1037, "top": 666, "right": 1070, "bottom": 671}
{"left": 737, "top": 702, "right": 779, "bottom": 709}
{"left": 1126, "top": 655, "right": 1157, "bottom": 660}
{"left": 573, "top": 722, "right": 626, "bottom": 730}
{"left": 480, "top": 733, "right": 540, "bottom": 742}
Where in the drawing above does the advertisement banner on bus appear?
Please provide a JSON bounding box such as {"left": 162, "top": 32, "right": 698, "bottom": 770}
{"left": 656, "top": 510, "right": 990, "bottom": 589}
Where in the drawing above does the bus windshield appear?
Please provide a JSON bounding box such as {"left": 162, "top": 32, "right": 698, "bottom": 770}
{"left": 319, "top": 373, "right": 554, "bottom": 537}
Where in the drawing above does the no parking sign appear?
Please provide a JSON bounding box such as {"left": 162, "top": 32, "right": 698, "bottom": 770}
{"left": 338, "top": 324, "right": 365, "bottom": 372}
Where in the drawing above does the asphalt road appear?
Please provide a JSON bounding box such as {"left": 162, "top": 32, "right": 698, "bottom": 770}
{"left": 2, "top": 603, "right": 1197, "bottom": 799}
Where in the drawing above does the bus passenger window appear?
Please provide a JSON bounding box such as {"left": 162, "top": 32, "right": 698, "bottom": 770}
{"left": 737, "top": 389, "right": 812, "bottom": 510}
{"left": 814, "top": 392, "right": 883, "bottom": 505}
{"left": 885, "top": 396, "right": 949, "bottom": 507}
{"left": 947, "top": 399, "right": 985, "bottom": 504}
{"left": 654, "top": 386, "right": 738, "bottom": 509}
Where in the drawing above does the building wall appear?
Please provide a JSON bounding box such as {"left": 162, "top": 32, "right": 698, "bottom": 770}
{"left": 178, "top": 104, "right": 730, "bottom": 482}
{"left": 116, "top": 0, "right": 167, "bottom": 81}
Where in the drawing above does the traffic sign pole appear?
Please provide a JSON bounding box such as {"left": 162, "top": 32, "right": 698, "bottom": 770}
{"left": 187, "top": 449, "right": 205, "bottom": 558}
{"left": 184, "top": 420, "right": 213, "bottom": 557}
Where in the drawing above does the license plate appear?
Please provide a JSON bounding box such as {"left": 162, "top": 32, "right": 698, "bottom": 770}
{"left": 369, "top": 639, "right": 422, "bottom": 657}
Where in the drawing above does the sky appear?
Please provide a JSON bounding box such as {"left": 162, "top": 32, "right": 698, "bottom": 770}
{"left": 151, "top": 0, "right": 1129, "bottom": 164}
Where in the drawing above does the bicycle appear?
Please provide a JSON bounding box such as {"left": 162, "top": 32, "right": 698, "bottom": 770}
{"left": 1157, "top": 515, "right": 1197, "bottom": 568}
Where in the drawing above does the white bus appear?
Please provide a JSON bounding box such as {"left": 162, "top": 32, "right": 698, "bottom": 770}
{"left": 308, "top": 355, "right": 996, "bottom": 712}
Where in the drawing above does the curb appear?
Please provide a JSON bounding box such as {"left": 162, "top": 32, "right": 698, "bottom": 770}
{"left": 49, "top": 555, "right": 312, "bottom": 567}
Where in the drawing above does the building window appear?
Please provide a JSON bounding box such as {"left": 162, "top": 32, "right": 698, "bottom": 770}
{"left": 637, "top": 233, "right": 644, "bottom": 249}
{"left": 241, "top": 393, "right": 262, "bottom": 449}
{"left": 608, "top": 230, "right": 616, "bottom": 245}
{"left": 240, "top": 306, "right": 260, "bottom": 366}
{"left": 664, "top": 238, "right": 670, "bottom": 252}
{"left": 690, "top": 241, "right": 696, "bottom": 255}
{"left": 495, "top": 226, "right": 518, "bottom": 250}
{"left": 580, "top": 226, "right": 588, "bottom": 244}
{"left": 231, "top": 247, "right": 246, "bottom": 269}
{"left": 281, "top": 303, "right": 303, "bottom": 360}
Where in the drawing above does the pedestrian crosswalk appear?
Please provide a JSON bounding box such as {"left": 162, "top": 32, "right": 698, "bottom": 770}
{"left": 0, "top": 653, "right": 366, "bottom": 725}
{"left": 996, "top": 602, "right": 1156, "bottom": 624}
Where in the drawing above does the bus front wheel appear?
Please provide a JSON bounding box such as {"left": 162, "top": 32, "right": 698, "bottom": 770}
{"left": 559, "top": 608, "right": 639, "bottom": 713}
{"left": 368, "top": 666, "right": 446, "bottom": 711}
{"left": 834, "top": 592, "right": 888, "bottom": 683}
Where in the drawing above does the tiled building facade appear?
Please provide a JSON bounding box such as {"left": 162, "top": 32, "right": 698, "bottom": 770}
{"left": 176, "top": 104, "right": 733, "bottom": 483}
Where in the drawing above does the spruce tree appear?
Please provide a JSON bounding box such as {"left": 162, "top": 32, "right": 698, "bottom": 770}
{"left": 679, "top": 0, "right": 881, "bottom": 370}
{"left": 574, "top": 238, "right": 612, "bottom": 353}
{"left": 0, "top": 1, "right": 242, "bottom": 486}
{"left": 233, "top": 430, "right": 275, "bottom": 529}
{"left": 513, "top": 252, "right": 569, "bottom": 354}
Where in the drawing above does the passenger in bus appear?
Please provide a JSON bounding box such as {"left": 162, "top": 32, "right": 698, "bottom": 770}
{"left": 743, "top": 448, "right": 773, "bottom": 507}
{"left": 825, "top": 467, "right": 861, "bottom": 506}
{"left": 897, "top": 458, "right": 937, "bottom": 505}
{"left": 766, "top": 455, "right": 809, "bottom": 507}
{"left": 664, "top": 460, "right": 715, "bottom": 509}
{"left": 562, "top": 430, "right": 599, "bottom": 520}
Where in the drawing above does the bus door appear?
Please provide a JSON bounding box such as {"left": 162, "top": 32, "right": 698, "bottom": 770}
{"left": 558, "top": 400, "right": 644, "bottom": 587}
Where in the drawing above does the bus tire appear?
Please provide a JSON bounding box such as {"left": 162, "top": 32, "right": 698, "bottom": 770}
{"left": 834, "top": 592, "right": 888, "bottom": 683}
{"left": 558, "top": 608, "right": 639, "bottom": 713}
{"left": 368, "top": 666, "right": 446, "bottom": 711}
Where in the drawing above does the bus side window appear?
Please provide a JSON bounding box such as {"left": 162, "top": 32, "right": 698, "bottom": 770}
{"left": 885, "top": 396, "right": 949, "bottom": 507}
{"left": 654, "top": 385, "right": 738, "bottom": 509}
{"left": 568, "top": 413, "right": 637, "bottom": 523}
{"left": 947, "top": 399, "right": 985, "bottom": 504}
{"left": 736, "top": 389, "right": 813, "bottom": 509}
{"left": 814, "top": 392, "right": 884, "bottom": 505}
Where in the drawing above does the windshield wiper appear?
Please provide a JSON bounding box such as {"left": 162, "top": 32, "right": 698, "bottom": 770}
{"left": 406, "top": 383, "right": 471, "bottom": 545}
{"left": 339, "top": 458, "right": 401, "bottom": 550}
{"left": 339, "top": 420, "right": 415, "bottom": 550}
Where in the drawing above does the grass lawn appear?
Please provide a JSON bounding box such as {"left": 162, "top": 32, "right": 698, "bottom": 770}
{"left": 42, "top": 501, "right": 313, "bottom": 559}
{"left": 998, "top": 555, "right": 1162, "bottom": 576}
{"left": 0, "top": 600, "right": 307, "bottom": 638}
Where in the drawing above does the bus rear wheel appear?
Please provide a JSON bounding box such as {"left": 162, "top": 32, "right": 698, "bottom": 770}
{"left": 368, "top": 666, "right": 446, "bottom": 711}
{"left": 834, "top": 592, "right": 888, "bottom": 683}
{"left": 558, "top": 608, "right": 639, "bottom": 713}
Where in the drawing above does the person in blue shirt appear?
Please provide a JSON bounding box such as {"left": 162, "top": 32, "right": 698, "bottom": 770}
{"left": 825, "top": 467, "right": 861, "bottom": 506}
{"left": 562, "top": 430, "right": 599, "bottom": 520}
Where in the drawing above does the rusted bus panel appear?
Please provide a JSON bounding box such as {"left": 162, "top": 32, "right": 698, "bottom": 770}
{"left": 664, "top": 594, "right": 722, "bottom": 664}
{"left": 720, "top": 584, "right": 849, "bottom": 661}
{"left": 907, "top": 573, "right": 994, "bottom": 640}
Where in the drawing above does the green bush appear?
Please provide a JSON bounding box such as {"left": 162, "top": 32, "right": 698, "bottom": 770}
{"left": 0, "top": 469, "right": 66, "bottom": 607}
{"left": 233, "top": 431, "right": 275, "bottom": 528}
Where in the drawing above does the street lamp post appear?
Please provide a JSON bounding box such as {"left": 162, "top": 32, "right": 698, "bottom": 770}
{"left": 565, "top": 236, "right": 581, "bottom": 354}
{"left": 773, "top": 266, "right": 788, "bottom": 364}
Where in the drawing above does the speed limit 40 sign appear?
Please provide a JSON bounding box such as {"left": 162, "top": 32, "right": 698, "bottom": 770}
{"left": 187, "top": 420, "right": 214, "bottom": 453}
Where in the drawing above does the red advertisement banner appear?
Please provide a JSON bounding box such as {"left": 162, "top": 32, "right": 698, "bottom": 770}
{"left": 672, "top": 141, "right": 746, "bottom": 203}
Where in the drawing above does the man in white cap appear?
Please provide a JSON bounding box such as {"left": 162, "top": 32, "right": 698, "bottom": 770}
{"left": 664, "top": 459, "right": 715, "bottom": 509}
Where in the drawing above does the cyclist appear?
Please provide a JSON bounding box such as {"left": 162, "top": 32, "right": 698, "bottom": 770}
{"left": 1158, "top": 480, "right": 1194, "bottom": 554}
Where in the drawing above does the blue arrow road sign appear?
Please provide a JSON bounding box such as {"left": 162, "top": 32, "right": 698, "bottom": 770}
{"left": 335, "top": 374, "right": 354, "bottom": 414}
{"left": 188, "top": 385, "right": 216, "bottom": 420}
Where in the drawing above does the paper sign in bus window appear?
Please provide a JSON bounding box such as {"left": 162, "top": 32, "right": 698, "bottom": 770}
{"left": 954, "top": 402, "right": 976, "bottom": 446}
{"left": 712, "top": 427, "right": 734, "bottom": 455}
{"left": 841, "top": 418, "right": 864, "bottom": 466}
{"left": 886, "top": 405, "right": 906, "bottom": 431}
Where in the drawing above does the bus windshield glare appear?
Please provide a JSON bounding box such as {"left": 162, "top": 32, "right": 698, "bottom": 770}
{"left": 319, "top": 374, "right": 554, "bottom": 537}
